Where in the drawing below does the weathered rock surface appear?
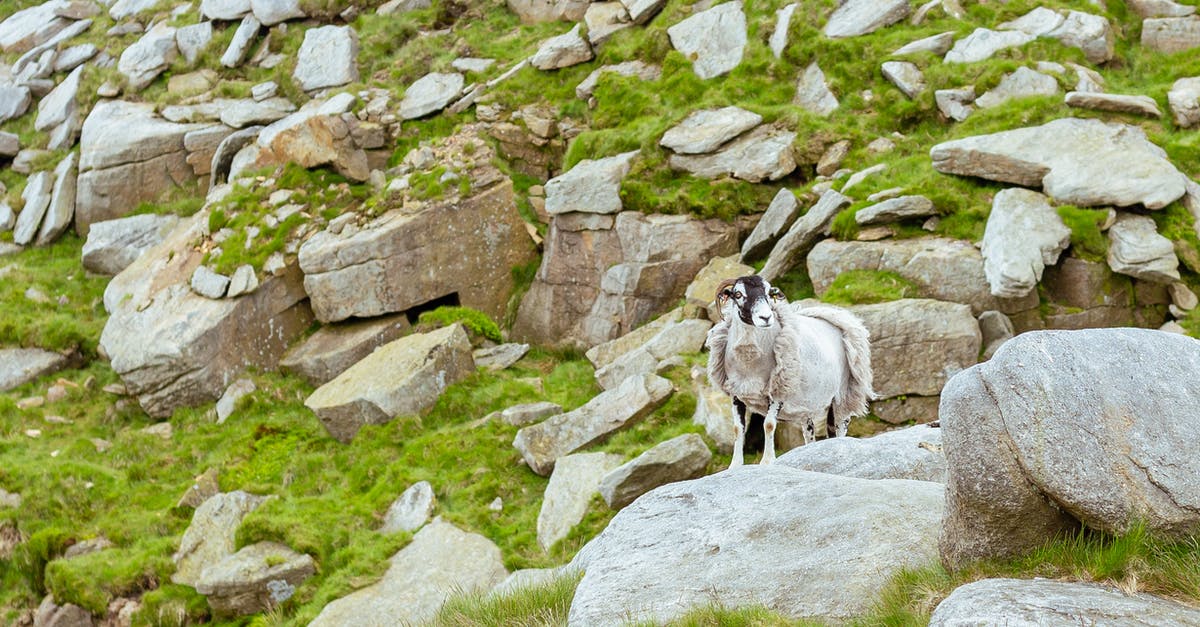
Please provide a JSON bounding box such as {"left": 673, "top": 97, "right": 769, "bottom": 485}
{"left": 770, "top": 3, "right": 797, "bottom": 57}
{"left": 893, "top": 31, "right": 954, "bottom": 56}
{"left": 598, "top": 433, "right": 712, "bottom": 509}
{"left": 795, "top": 62, "right": 839, "bottom": 116}
{"left": 201, "top": 0, "right": 250, "bottom": 20}
{"left": 0, "top": 1, "right": 71, "bottom": 53}
{"left": 380, "top": 481, "right": 436, "bottom": 534}
{"left": 13, "top": 170, "right": 53, "bottom": 246}
{"left": 1065, "top": 91, "right": 1163, "bottom": 117}
{"left": 32, "top": 597, "right": 92, "bottom": 627}
{"left": 660, "top": 106, "right": 761, "bottom": 155}
{"left": 34, "top": 66, "right": 82, "bottom": 132}
{"left": 945, "top": 28, "right": 1035, "bottom": 63}
{"left": 215, "top": 378, "right": 255, "bottom": 423}
{"left": 584, "top": 3, "right": 632, "bottom": 45}
{"left": 594, "top": 318, "right": 710, "bottom": 390}
{"left": 195, "top": 542, "right": 315, "bottom": 617}
{"left": 506, "top": 0, "right": 589, "bottom": 23}
{"left": 220, "top": 15, "right": 260, "bottom": 68}
{"left": 760, "top": 189, "right": 852, "bottom": 281}
{"left": 974, "top": 66, "right": 1058, "bottom": 109}
{"left": 1168, "top": 76, "right": 1200, "bottom": 127}
{"left": 667, "top": 1, "right": 746, "bottom": 79}
{"left": 531, "top": 24, "right": 593, "bottom": 71}
{"left": 824, "top": 0, "right": 910, "bottom": 38}
{"left": 400, "top": 72, "right": 464, "bottom": 119}
{"left": 118, "top": 22, "right": 177, "bottom": 90}
{"left": 1048, "top": 10, "right": 1115, "bottom": 64}
{"left": 280, "top": 314, "right": 411, "bottom": 386}
{"left": 855, "top": 195, "right": 936, "bottom": 226}
{"left": 81, "top": 214, "right": 180, "bottom": 276}
{"left": 881, "top": 61, "right": 925, "bottom": 99}
{"left": 36, "top": 152, "right": 77, "bottom": 246}
{"left": 473, "top": 343, "right": 530, "bottom": 371}
{"left": 253, "top": 97, "right": 368, "bottom": 182}
{"left": 620, "top": 0, "right": 665, "bottom": 24}
{"left": 930, "top": 117, "right": 1188, "bottom": 210}
{"left": 513, "top": 374, "right": 673, "bottom": 476}
{"left": 668, "top": 125, "right": 796, "bottom": 182}
{"left": 1142, "top": 16, "right": 1200, "bottom": 53}
{"left": 930, "top": 578, "right": 1200, "bottom": 626}
{"left": 979, "top": 310, "right": 1015, "bottom": 360}
{"left": 0, "top": 85, "right": 31, "bottom": 125}
{"left": 537, "top": 452, "right": 624, "bottom": 550}
{"left": 191, "top": 266, "right": 230, "bottom": 299}
{"left": 1040, "top": 255, "right": 1169, "bottom": 330}
{"left": 172, "top": 490, "right": 268, "bottom": 586}
{"left": 741, "top": 188, "right": 800, "bottom": 261}
{"left": 1107, "top": 213, "right": 1180, "bottom": 284}
{"left": 939, "top": 329, "right": 1200, "bottom": 567}
{"left": 251, "top": 0, "right": 304, "bottom": 25}
{"left": 305, "top": 324, "right": 476, "bottom": 444}
{"left": 293, "top": 25, "right": 359, "bottom": 92}
{"left": 936, "top": 86, "right": 976, "bottom": 121}
{"left": 544, "top": 150, "right": 638, "bottom": 215}
{"left": 777, "top": 424, "right": 945, "bottom": 482}
{"left": 493, "top": 401, "right": 563, "bottom": 427}
{"left": 311, "top": 519, "right": 507, "bottom": 626}
{"left": 0, "top": 348, "right": 68, "bottom": 392}
{"left": 981, "top": 188, "right": 1071, "bottom": 299}
{"left": 569, "top": 466, "right": 943, "bottom": 624}
{"left": 850, "top": 299, "right": 981, "bottom": 398}
{"left": 176, "top": 21, "right": 213, "bottom": 65}
{"left": 1129, "top": 0, "right": 1196, "bottom": 18}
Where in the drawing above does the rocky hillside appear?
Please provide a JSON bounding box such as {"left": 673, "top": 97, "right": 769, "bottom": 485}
{"left": 2, "top": 0, "right": 1200, "bottom": 623}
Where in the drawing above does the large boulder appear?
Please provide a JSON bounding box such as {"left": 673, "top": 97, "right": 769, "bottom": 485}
{"left": 850, "top": 299, "right": 981, "bottom": 399}
{"left": 194, "top": 542, "right": 315, "bottom": 617}
{"left": 939, "top": 329, "right": 1200, "bottom": 567}
{"left": 279, "top": 314, "right": 411, "bottom": 386}
{"left": 537, "top": 452, "right": 624, "bottom": 551}
{"left": 776, "top": 424, "right": 945, "bottom": 482}
{"left": 75, "top": 101, "right": 201, "bottom": 235}
{"left": 931, "top": 118, "right": 1189, "bottom": 209}
{"left": 930, "top": 579, "right": 1200, "bottom": 625}
{"left": 823, "top": 0, "right": 909, "bottom": 38}
{"left": 293, "top": 25, "right": 359, "bottom": 92}
{"left": 981, "top": 188, "right": 1071, "bottom": 299}
{"left": 172, "top": 491, "right": 269, "bottom": 587}
{"left": 253, "top": 95, "right": 368, "bottom": 182}
{"left": 35, "top": 152, "right": 77, "bottom": 246}
{"left": 666, "top": 1, "right": 746, "bottom": 79}
{"left": 309, "top": 519, "right": 507, "bottom": 626}
{"left": 99, "top": 212, "right": 313, "bottom": 418}
{"left": 568, "top": 465, "right": 944, "bottom": 624}
{"left": 380, "top": 481, "right": 436, "bottom": 534}
{"left": 0, "top": 348, "right": 69, "bottom": 392}
{"left": 598, "top": 433, "right": 712, "bottom": 509}
{"left": 304, "top": 324, "right": 476, "bottom": 444}
{"left": 513, "top": 374, "right": 673, "bottom": 476}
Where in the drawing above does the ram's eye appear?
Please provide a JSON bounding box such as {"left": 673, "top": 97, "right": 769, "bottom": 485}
{"left": 731, "top": 292, "right": 743, "bottom": 300}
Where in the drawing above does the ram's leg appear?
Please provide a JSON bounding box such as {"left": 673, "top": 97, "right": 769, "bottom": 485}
{"left": 761, "top": 401, "right": 782, "bottom": 464}
{"left": 730, "top": 398, "right": 747, "bottom": 468}
{"left": 835, "top": 409, "right": 851, "bottom": 438}
{"left": 825, "top": 406, "right": 837, "bottom": 439}
{"left": 803, "top": 413, "right": 816, "bottom": 445}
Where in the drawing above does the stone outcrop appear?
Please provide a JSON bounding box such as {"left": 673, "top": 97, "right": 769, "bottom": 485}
{"left": 537, "top": 452, "right": 624, "bottom": 550}
{"left": 118, "top": 22, "right": 177, "bottom": 90}
{"left": 1065, "top": 91, "right": 1163, "bottom": 117}
{"left": 881, "top": 61, "right": 925, "bottom": 99}
{"left": 855, "top": 195, "right": 936, "bottom": 226}
{"left": 795, "top": 62, "right": 839, "bottom": 117}
{"left": 253, "top": 95, "right": 368, "bottom": 182}
{"left": 1039, "top": 255, "right": 1169, "bottom": 330}
{"left": 666, "top": 1, "right": 746, "bottom": 79}
{"left": 279, "top": 314, "right": 411, "bottom": 386}
{"left": 400, "top": 72, "right": 465, "bottom": 119}
{"left": 593, "top": 316, "right": 710, "bottom": 390}
{"left": 1107, "top": 213, "right": 1181, "bottom": 283}
{"left": 598, "top": 433, "right": 712, "bottom": 509}
{"left": 293, "top": 25, "right": 359, "bottom": 92}
{"left": 974, "top": 67, "right": 1058, "bottom": 109}
{"left": 930, "top": 579, "right": 1200, "bottom": 626}
{"left": 777, "top": 424, "right": 945, "bottom": 482}
{"left": 1168, "top": 76, "right": 1200, "bottom": 127}
{"left": 506, "top": 0, "right": 589, "bottom": 23}
{"left": 980, "top": 188, "right": 1071, "bottom": 299}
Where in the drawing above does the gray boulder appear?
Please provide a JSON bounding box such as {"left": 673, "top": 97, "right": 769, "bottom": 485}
{"left": 1107, "top": 213, "right": 1180, "bottom": 284}
{"left": 251, "top": 0, "right": 304, "bottom": 25}
{"left": 795, "top": 62, "right": 839, "bottom": 116}
{"left": 32, "top": 596, "right": 92, "bottom": 627}
{"left": 930, "top": 578, "right": 1200, "bottom": 626}
{"left": 930, "top": 117, "right": 1188, "bottom": 210}
{"left": 400, "top": 72, "right": 464, "bottom": 119}
{"left": 118, "top": 22, "right": 178, "bottom": 90}
{"left": 974, "top": 66, "right": 1058, "bottom": 109}
{"left": 881, "top": 61, "right": 925, "bottom": 99}
{"left": 13, "top": 170, "right": 53, "bottom": 246}
{"left": 493, "top": 401, "right": 563, "bottom": 427}
{"left": 172, "top": 491, "right": 269, "bottom": 586}
{"left": 939, "top": 329, "right": 1200, "bottom": 567}
{"left": 824, "top": 0, "right": 909, "bottom": 38}
{"left": 1142, "top": 16, "right": 1200, "bottom": 53}
{"left": 893, "top": 31, "right": 954, "bottom": 56}
{"left": 1048, "top": 10, "right": 1114, "bottom": 64}
{"left": 620, "top": 0, "right": 665, "bottom": 23}
{"left": 770, "top": 3, "right": 797, "bottom": 57}
{"left": 667, "top": 1, "right": 746, "bottom": 79}
{"left": 0, "top": 84, "right": 31, "bottom": 125}
{"left": 305, "top": 324, "right": 476, "bottom": 443}
{"left": 506, "top": 0, "right": 588, "bottom": 22}
{"left": 293, "top": 25, "right": 359, "bottom": 92}
{"left": 513, "top": 374, "right": 673, "bottom": 476}
{"left": 545, "top": 150, "right": 638, "bottom": 215}
{"left": 81, "top": 214, "right": 180, "bottom": 276}
{"left": 537, "top": 452, "right": 624, "bottom": 551}
{"left": 1168, "top": 76, "right": 1200, "bottom": 127}
{"left": 855, "top": 195, "right": 936, "bottom": 226}
{"left": 52, "top": 43, "right": 97, "bottom": 73}
{"left": 668, "top": 125, "right": 796, "bottom": 182}
{"left": 979, "top": 310, "right": 1015, "bottom": 360}
{"left": 981, "top": 188, "right": 1071, "bottom": 299}
{"left": 176, "top": 21, "right": 214, "bottom": 65}
{"left": 850, "top": 299, "right": 981, "bottom": 398}
{"left": 201, "top": 0, "right": 250, "bottom": 20}
{"left": 741, "top": 188, "right": 800, "bottom": 261}
{"left": 220, "top": 15, "right": 261, "bottom": 69}
{"left": 531, "top": 24, "right": 593, "bottom": 71}
{"left": 380, "top": 481, "right": 435, "bottom": 534}
{"left": 569, "top": 465, "right": 943, "bottom": 624}
{"left": 759, "top": 189, "right": 852, "bottom": 281}
{"left": 253, "top": 96, "right": 368, "bottom": 182}
{"left": 34, "top": 65, "right": 82, "bottom": 132}
{"left": 594, "top": 318, "right": 711, "bottom": 390}
{"left": 1129, "top": 0, "right": 1196, "bottom": 18}
{"left": 598, "top": 433, "right": 712, "bottom": 509}
{"left": 0, "top": 131, "right": 19, "bottom": 157}
{"left": 215, "top": 378, "right": 255, "bottom": 423}
{"left": 945, "top": 28, "right": 1035, "bottom": 63}
{"left": 280, "top": 314, "right": 411, "bottom": 386}
{"left": 473, "top": 343, "right": 529, "bottom": 371}
{"left": 777, "top": 424, "right": 945, "bottom": 482}
{"left": 195, "top": 542, "right": 315, "bottom": 617}
{"left": 936, "top": 86, "right": 977, "bottom": 122}
{"left": 1000, "top": 6, "right": 1065, "bottom": 36}
{"left": 0, "top": 348, "right": 68, "bottom": 392}
{"left": 660, "top": 106, "right": 762, "bottom": 155}
{"left": 35, "top": 152, "right": 77, "bottom": 246}
{"left": 585, "top": 3, "right": 633, "bottom": 45}
{"left": 0, "top": 1, "right": 71, "bottom": 53}
{"left": 1065, "top": 91, "right": 1163, "bottom": 117}
{"left": 309, "top": 519, "right": 507, "bottom": 626}
{"left": 191, "top": 266, "right": 230, "bottom": 299}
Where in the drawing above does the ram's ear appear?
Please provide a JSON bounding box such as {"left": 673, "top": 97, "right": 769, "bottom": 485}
{"left": 715, "top": 279, "right": 738, "bottom": 305}
{"left": 769, "top": 286, "right": 786, "bottom": 302}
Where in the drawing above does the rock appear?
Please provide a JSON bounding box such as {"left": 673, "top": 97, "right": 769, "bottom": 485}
{"left": 310, "top": 519, "right": 507, "bottom": 626}
{"left": 176, "top": 21, "right": 213, "bottom": 65}
{"left": 667, "top": 1, "right": 746, "bottom": 79}
{"left": 119, "top": 22, "right": 178, "bottom": 90}
{"left": 201, "top": 0, "right": 250, "bottom": 20}
{"left": 1065, "top": 91, "right": 1163, "bottom": 117}
{"left": 575, "top": 61, "right": 660, "bottom": 100}
{"left": 531, "top": 24, "right": 593, "bottom": 71}
{"left": 294, "top": 25, "right": 359, "bottom": 92}
{"left": 1129, "top": 0, "right": 1196, "bottom": 18}
{"left": 569, "top": 465, "right": 943, "bottom": 624}
{"left": 770, "top": 3, "right": 797, "bottom": 57}
{"left": 51, "top": 42, "right": 95, "bottom": 73}
{"left": 1170, "top": 282, "right": 1198, "bottom": 310}
{"left": 177, "top": 468, "right": 220, "bottom": 510}
{"left": 1107, "top": 213, "right": 1180, "bottom": 284}
{"left": 981, "top": 188, "right": 1071, "bottom": 299}
{"left": 32, "top": 596, "right": 92, "bottom": 627}
{"left": 34, "top": 153, "right": 77, "bottom": 247}
{"left": 690, "top": 367, "right": 736, "bottom": 453}
{"left": 513, "top": 374, "right": 673, "bottom": 476}
{"left": 930, "top": 118, "right": 1188, "bottom": 210}
{"left": 999, "top": 6, "right": 1064, "bottom": 36}
{"left": 538, "top": 452, "right": 624, "bottom": 551}
{"left": 473, "top": 343, "right": 530, "bottom": 371}
{"left": 172, "top": 491, "right": 268, "bottom": 586}
{"left": 195, "top": 542, "right": 315, "bottom": 617}
{"left": 850, "top": 299, "right": 980, "bottom": 398}
{"left": 251, "top": 81, "right": 278, "bottom": 101}
{"left": 668, "top": 125, "right": 796, "bottom": 182}
{"left": 777, "top": 424, "right": 945, "bottom": 482}
{"left": 212, "top": 98, "right": 296, "bottom": 129}
{"left": 944, "top": 28, "right": 1035, "bottom": 63}
{"left": 1168, "top": 77, "right": 1200, "bottom": 127}
{"left": 495, "top": 401, "right": 563, "bottom": 427}
{"left": 974, "top": 66, "right": 1058, "bottom": 109}
{"left": 506, "top": 0, "right": 588, "bottom": 22}
{"left": 13, "top": 170, "right": 54, "bottom": 246}
{"left": 940, "top": 329, "right": 1200, "bottom": 566}
{"left": 1047, "top": 10, "right": 1114, "bottom": 64}
{"left": 978, "top": 310, "right": 1014, "bottom": 360}
{"left": 81, "top": 214, "right": 179, "bottom": 275}
{"left": 0, "top": 2, "right": 71, "bottom": 53}
{"left": 741, "top": 189, "right": 800, "bottom": 262}
{"left": 380, "top": 481, "right": 435, "bottom": 534}
{"left": 585, "top": 2, "right": 632, "bottom": 45}
{"left": 251, "top": 0, "right": 304, "bottom": 25}
{"left": 0, "top": 84, "right": 31, "bottom": 125}
{"left": 893, "top": 31, "right": 954, "bottom": 56}
{"left": 451, "top": 57, "right": 494, "bottom": 73}
{"left": 400, "top": 72, "right": 464, "bottom": 119}
{"left": 824, "top": 0, "right": 909, "bottom": 38}
{"left": 191, "top": 266, "right": 230, "bottom": 299}
{"left": 881, "top": 61, "right": 925, "bottom": 99}
{"left": 0, "top": 348, "right": 68, "bottom": 392}
{"left": 215, "top": 378, "right": 255, "bottom": 424}
{"left": 594, "top": 318, "right": 711, "bottom": 390}
{"left": 660, "top": 106, "right": 762, "bottom": 155}
{"left": 76, "top": 101, "right": 201, "bottom": 235}
{"left": 305, "top": 324, "right": 475, "bottom": 443}
{"left": 586, "top": 308, "right": 685, "bottom": 369}
{"left": 1070, "top": 62, "right": 1105, "bottom": 93}
{"left": 795, "top": 62, "right": 839, "bottom": 117}
{"left": 0, "top": 487, "right": 20, "bottom": 509}
{"left": 378, "top": 0, "right": 432, "bottom": 13}
{"left": 544, "top": 150, "right": 638, "bottom": 215}
{"left": 1038, "top": 255, "right": 1167, "bottom": 330}
{"left": 299, "top": 165, "right": 535, "bottom": 323}
{"left": 598, "top": 433, "right": 711, "bottom": 509}
{"left": 109, "top": 0, "right": 158, "bottom": 19}
{"left": 936, "top": 86, "right": 976, "bottom": 121}
{"left": 855, "top": 195, "right": 936, "bottom": 226}
{"left": 872, "top": 394, "right": 940, "bottom": 424}
{"left": 759, "top": 190, "right": 851, "bottom": 282}
{"left": 817, "top": 139, "right": 851, "bottom": 176}
{"left": 620, "top": 0, "right": 664, "bottom": 23}
{"left": 254, "top": 98, "right": 368, "bottom": 182}
{"left": 220, "top": 15, "right": 261, "bottom": 69}
{"left": 34, "top": 66, "right": 82, "bottom": 132}
{"left": 0, "top": 131, "right": 19, "bottom": 157}
{"left": 1142, "top": 16, "right": 1200, "bottom": 53}
{"left": 930, "top": 579, "right": 1200, "bottom": 626}
{"left": 280, "top": 314, "right": 411, "bottom": 386}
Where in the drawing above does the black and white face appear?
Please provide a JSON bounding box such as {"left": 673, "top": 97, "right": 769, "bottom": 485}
{"left": 717, "top": 275, "right": 787, "bottom": 328}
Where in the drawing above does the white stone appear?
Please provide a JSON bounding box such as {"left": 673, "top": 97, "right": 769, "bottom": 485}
{"left": 380, "top": 481, "right": 436, "bottom": 534}
{"left": 667, "top": 1, "right": 746, "bottom": 79}
{"left": 795, "top": 62, "right": 838, "bottom": 116}
{"left": 400, "top": 72, "right": 464, "bottom": 119}
{"left": 545, "top": 150, "right": 638, "bottom": 215}
{"left": 530, "top": 24, "right": 593, "bottom": 71}
{"left": 660, "top": 106, "right": 761, "bottom": 155}
{"left": 220, "top": 15, "right": 260, "bottom": 68}
{"left": 824, "top": 0, "right": 910, "bottom": 38}
{"left": 945, "top": 28, "right": 1035, "bottom": 63}
{"left": 975, "top": 66, "right": 1058, "bottom": 109}
{"left": 981, "top": 188, "right": 1071, "bottom": 299}
{"left": 1107, "top": 213, "right": 1180, "bottom": 283}
{"left": 118, "top": 22, "right": 178, "bottom": 90}
{"left": 769, "top": 3, "right": 797, "bottom": 58}
{"left": 881, "top": 61, "right": 925, "bottom": 99}
{"left": 294, "top": 25, "right": 359, "bottom": 92}
{"left": 537, "top": 452, "right": 623, "bottom": 550}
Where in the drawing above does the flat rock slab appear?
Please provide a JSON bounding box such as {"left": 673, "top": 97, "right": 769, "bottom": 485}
{"left": 1107, "top": 213, "right": 1180, "bottom": 283}
{"left": 598, "top": 433, "right": 712, "bottom": 509}
{"left": 305, "top": 324, "right": 476, "bottom": 443}
{"left": 939, "top": 329, "right": 1200, "bottom": 567}
{"left": 777, "top": 424, "right": 945, "bottom": 482}
{"left": 850, "top": 299, "right": 981, "bottom": 398}
{"left": 172, "top": 491, "right": 268, "bottom": 587}
{"left": 0, "top": 348, "right": 69, "bottom": 392}
{"left": 981, "top": 188, "right": 1071, "bottom": 299}
{"left": 400, "top": 72, "right": 465, "bottom": 119}
{"left": 568, "top": 465, "right": 943, "bottom": 624}
{"left": 513, "top": 374, "right": 673, "bottom": 476}
{"left": 118, "top": 22, "right": 177, "bottom": 90}
{"left": 473, "top": 342, "right": 530, "bottom": 371}
{"left": 824, "top": 0, "right": 909, "bottom": 38}
{"left": 667, "top": 1, "right": 746, "bottom": 79}
{"left": 531, "top": 24, "right": 593, "bottom": 70}
{"left": 545, "top": 150, "right": 639, "bottom": 215}
{"left": 1168, "top": 76, "right": 1200, "bottom": 127}
{"left": 1142, "top": 16, "right": 1200, "bottom": 53}
{"left": 195, "top": 541, "right": 315, "bottom": 617}
{"left": 575, "top": 61, "right": 661, "bottom": 100}
{"left": 538, "top": 452, "right": 624, "bottom": 551}
{"left": 930, "top": 117, "right": 1188, "bottom": 210}
{"left": 1065, "top": 91, "right": 1163, "bottom": 117}
{"left": 669, "top": 125, "right": 796, "bottom": 182}
{"left": 795, "top": 62, "right": 839, "bottom": 116}
{"left": 975, "top": 66, "right": 1058, "bottom": 109}
{"left": 893, "top": 31, "right": 955, "bottom": 56}
{"left": 594, "top": 318, "right": 711, "bottom": 390}
{"left": 310, "top": 519, "right": 507, "bottom": 626}
{"left": 660, "top": 106, "right": 762, "bottom": 155}
{"left": 494, "top": 401, "right": 562, "bottom": 427}
{"left": 855, "top": 195, "right": 936, "bottom": 226}
{"left": 881, "top": 61, "right": 925, "bottom": 99}
{"left": 81, "top": 213, "right": 179, "bottom": 276}
{"left": 930, "top": 578, "right": 1200, "bottom": 626}
{"left": 945, "top": 28, "right": 1034, "bottom": 63}
{"left": 279, "top": 314, "right": 411, "bottom": 386}
{"left": 760, "top": 190, "right": 852, "bottom": 281}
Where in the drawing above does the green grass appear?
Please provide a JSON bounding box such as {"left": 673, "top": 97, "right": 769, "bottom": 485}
{"left": 431, "top": 571, "right": 582, "bottom": 627}
{"left": 1056, "top": 205, "right": 1109, "bottom": 263}
{"left": 417, "top": 306, "right": 505, "bottom": 343}
{"left": 0, "top": 237, "right": 110, "bottom": 356}
{"left": 821, "top": 270, "right": 920, "bottom": 305}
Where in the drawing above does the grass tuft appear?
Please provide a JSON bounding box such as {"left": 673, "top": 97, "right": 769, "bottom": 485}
{"left": 821, "top": 270, "right": 919, "bottom": 305}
